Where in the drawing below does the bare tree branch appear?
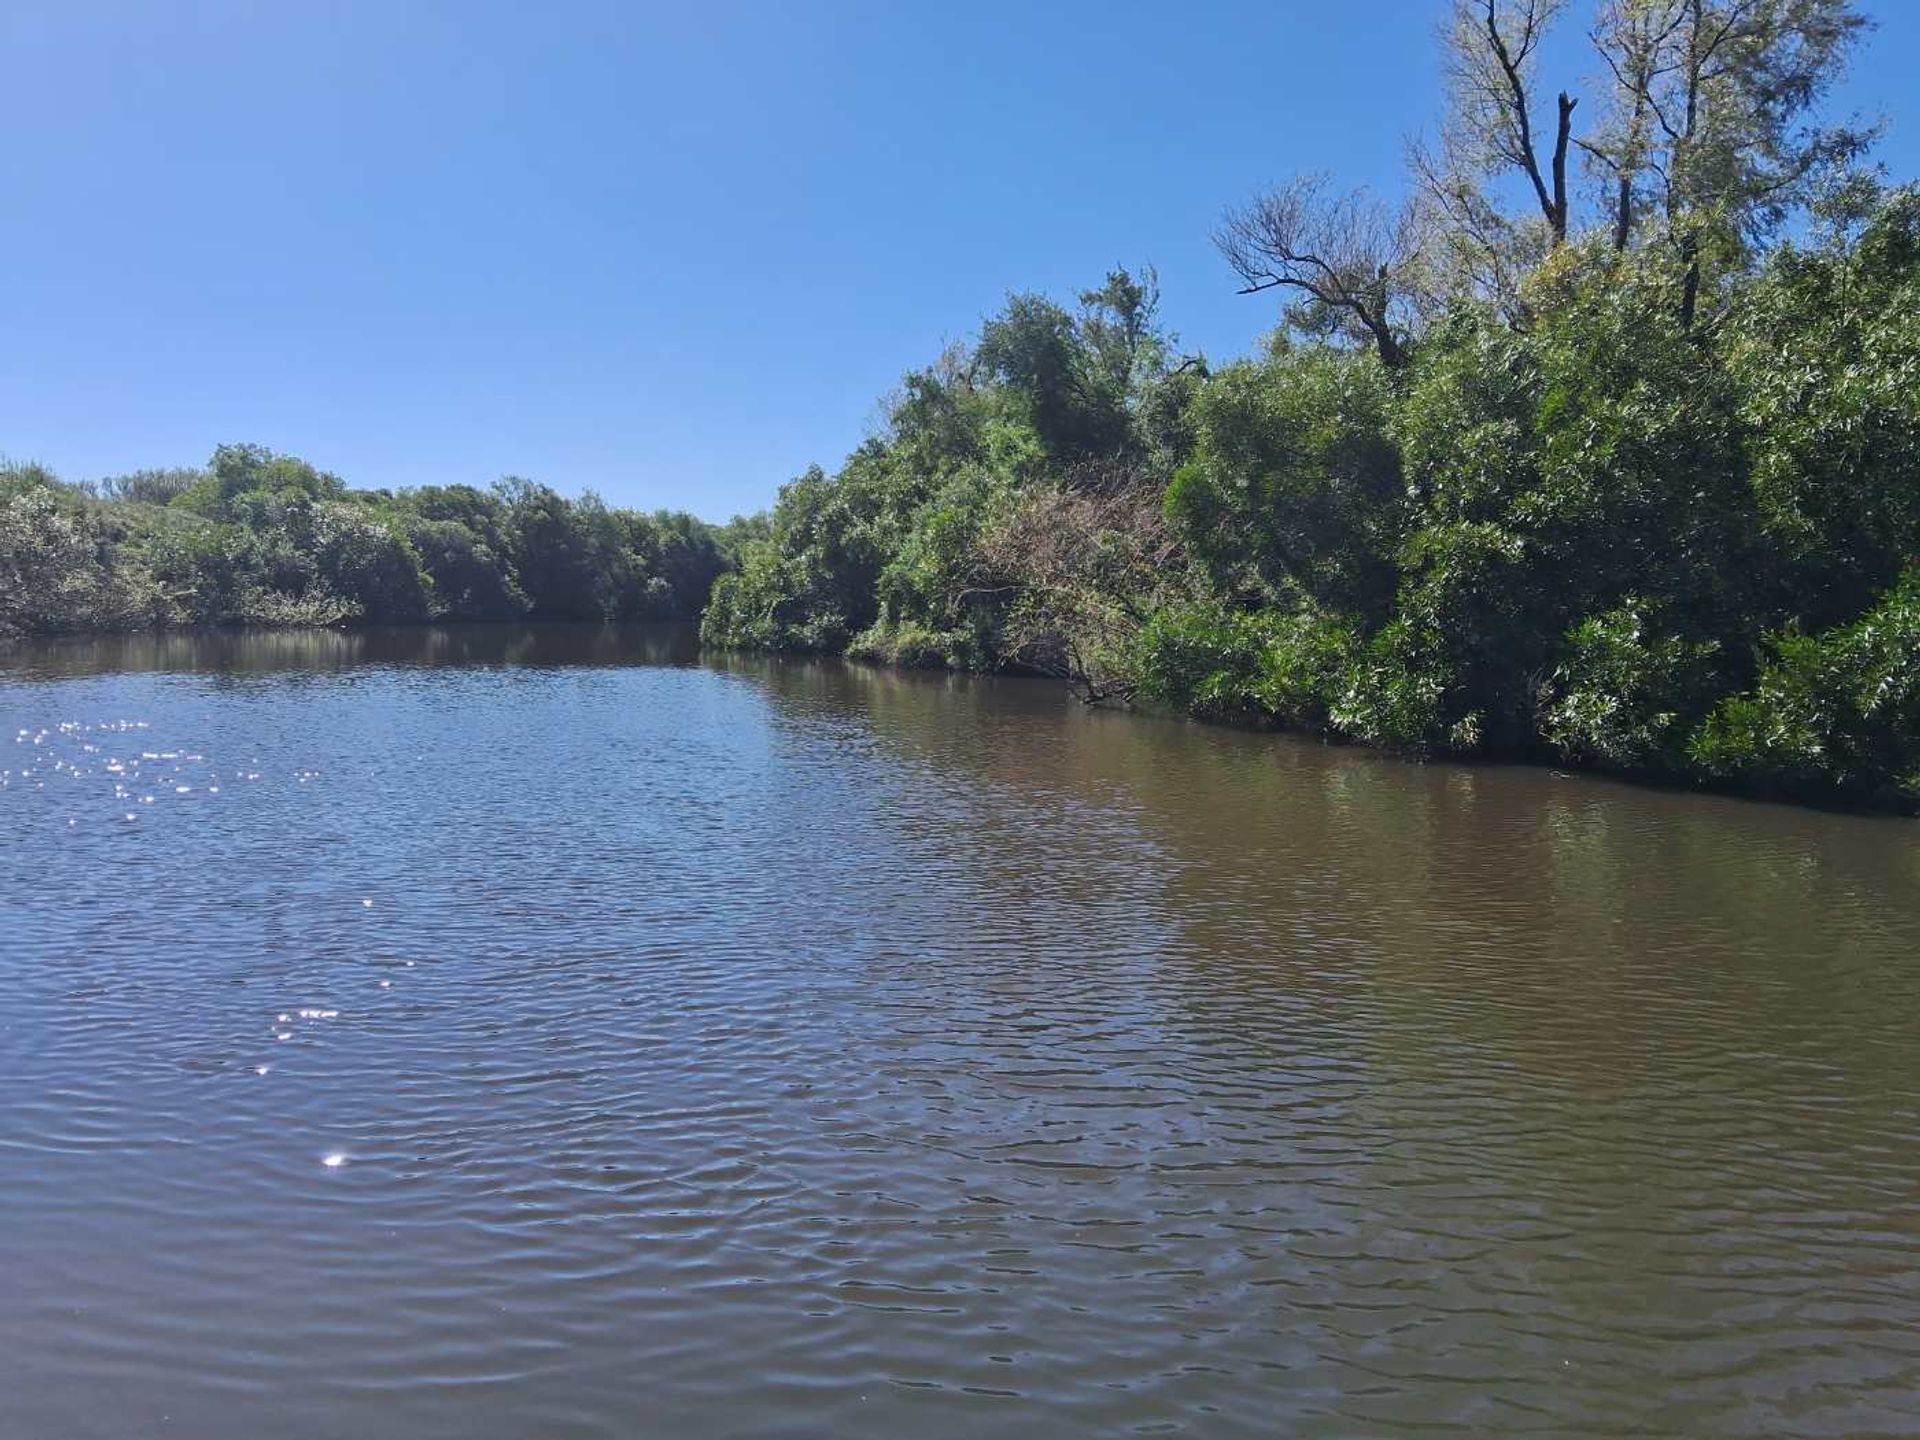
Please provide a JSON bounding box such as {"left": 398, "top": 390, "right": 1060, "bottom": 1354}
{"left": 1442, "top": 0, "right": 1577, "bottom": 240}
{"left": 1215, "top": 174, "right": 1416, "bottom": 367}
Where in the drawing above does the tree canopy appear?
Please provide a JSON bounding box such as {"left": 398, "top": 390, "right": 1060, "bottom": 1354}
{"left": 1, "top": 449, "right": 738, "bottom": 633}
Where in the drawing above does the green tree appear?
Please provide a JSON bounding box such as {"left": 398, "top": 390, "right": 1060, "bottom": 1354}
{"left": 1166, "top": 345, "right": 1404, "bottom": 622}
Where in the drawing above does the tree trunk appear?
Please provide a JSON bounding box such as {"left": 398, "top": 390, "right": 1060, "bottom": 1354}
{"left": 1678, "top": 231, "right": 1701, "bottom": 330}
{"left": 1550, "top": 92, "right": 1577, "bottom": 241}
{"left": 1370, "top": 320, "right": 1406, "bottom": 370}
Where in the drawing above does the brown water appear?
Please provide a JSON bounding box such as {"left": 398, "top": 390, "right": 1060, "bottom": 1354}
{"left": 3, "top": 624, "right": 1917, "bottom": 1439}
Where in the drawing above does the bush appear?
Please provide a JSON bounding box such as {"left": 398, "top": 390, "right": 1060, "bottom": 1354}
{"left": 1166, "top": 346, "right": 1403, "bottom": 619}
{"left": 1328, "top": 619, "right": 1458, "bottom": 752}
{"left": 1133, "top": 601, "right": 1356, "bottom": 726}
{"left": 0, "top": 465, "right": 144, "bottom": 634}
{"left": 849, "top": 620, "right": 975, "bottom": 670}
{"left": 1690, "top": 571, "right": 1920, "bottom": 805}
{"left": 1131, "top": 601, "right": 1269, "bottom": 717}
{"left": 1541, "top": 600, "right": 1722, "bottom": 770}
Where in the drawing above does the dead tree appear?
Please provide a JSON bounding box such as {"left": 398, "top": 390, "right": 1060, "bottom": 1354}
{"left": 1433, "top": 0, "right": 1580, "bottom": 243}
{"left": 1215, "top": 175, "right": 1416, "bottom": 369}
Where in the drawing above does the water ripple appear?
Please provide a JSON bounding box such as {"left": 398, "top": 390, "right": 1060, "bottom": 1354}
{"left": 1, "top": 626, "right": 1917, "bottom": 1438}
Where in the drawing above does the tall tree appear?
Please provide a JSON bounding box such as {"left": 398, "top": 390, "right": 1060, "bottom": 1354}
{"left": 1443, "top": 0, "right": 1580, "bottom": 242}
{"left": 1077, "top": 267, "right": 1166, "bottom": 401}
{"left": 1408, "top": 0, "right": 1578, "bottom": 324}
{"left": 1585, "top": 0, "right": 1873, "bottom": 324}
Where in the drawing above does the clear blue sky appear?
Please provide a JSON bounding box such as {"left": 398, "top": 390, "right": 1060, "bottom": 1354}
{"left": 3, "top": 1, "right": 1914, "bottom": 520}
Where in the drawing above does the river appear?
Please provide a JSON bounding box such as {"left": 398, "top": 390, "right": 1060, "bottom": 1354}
{"left": 3, "top": 624, "right": 1917, "bottom": 1438}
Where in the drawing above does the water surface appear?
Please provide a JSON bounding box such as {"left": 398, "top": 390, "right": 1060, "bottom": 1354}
{"left": 3, "top": 624, "right": 1917, "bottom": 1438}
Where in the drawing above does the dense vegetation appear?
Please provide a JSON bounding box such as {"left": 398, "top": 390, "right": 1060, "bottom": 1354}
{"left": 704, "top": 0, "right": 1920, "bottom": 808}
{"left": 0, "top": 444, "right": 741, "bottom": 631}
{"left": 7, "top": 1, "right": 1915, "bottom": 809}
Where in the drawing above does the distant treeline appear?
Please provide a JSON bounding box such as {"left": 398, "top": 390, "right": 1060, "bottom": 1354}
{"left": 1, "top": 444, "right": 761, "bottom": 631}
{"left": 700, "top": 3, "right": 1920, "bottom": 808}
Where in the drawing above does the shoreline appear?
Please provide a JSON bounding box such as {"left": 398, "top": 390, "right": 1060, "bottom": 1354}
{"left": 9, "top": 618, "right": 1912, "bottom": 819}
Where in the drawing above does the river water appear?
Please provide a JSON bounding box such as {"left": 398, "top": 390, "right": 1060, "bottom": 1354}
{"left": 3, "top": 624, "right": 1917, "bottom": 1438}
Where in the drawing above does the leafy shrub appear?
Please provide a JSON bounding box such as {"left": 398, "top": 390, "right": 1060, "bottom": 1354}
{"left": 1131, "top": 601, "right": 1269, "bottom": 717}
{"left": 1328, "top": 619, "right": 1457, "bottom": 752}
{"left": 0, "top": 467, "right": 141, "bottom": 634}
{"left": 1542, "top": 601, "right": 1722, "bottom": 769}
{"left": 849, "top": 620, "right": 976, "bottom": 670}
{"left": 1133, "top": 601, "right": 1355, "bottom": 726}
{"left": 1166, "top": 346, "right": 1403, "bottom": 619}
{"left": 1690, "top": 571, "right": 1920, "bottom": 805}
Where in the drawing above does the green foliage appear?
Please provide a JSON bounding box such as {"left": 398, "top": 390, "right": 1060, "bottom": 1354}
{"left": 1542, "top": 601, "right": 1723, "bottom": 770}
{"left": 0, "top": 464, "right": 142, "bottom": 635}
{"left": 704, "top": 190, "right": 1920, "bottom": 808}
{"left": 1385, "top": 260, "right": 1753, "bottom": 749}
{"left": 632, "top": 509, "right": 731, "bottom": 619}
{"left": 1133, "top": 601, "right": 1356, "bottom": 726}
{"left": 848, "top": 620, "right": 981, "bottom": 671}
{"left": 2, "top": 447, "right": 731, "bottom": 635}
{"left": 1691, "top": 571, "right": 1920, "bottom": 804}
{"left": 1328, "top": 619, "right": 1460, "bottom": 752}
{"left": 703, "top": 272, "right": 1187, "bottom": 684}
{"left": 976, "top": 292, "right": 1132, "bottom": 463}
{"left": 1131, "top": 601, "right": 1268, "bottom": 717}
{"left": 496, "top": 479, "right": 617, "bottom": 620}
{"left": 223, "top": 490, "right": 433, "bottom": 622}
{"left": 1726, "top": 191, "right": 1920, "bottom": 628}
{"left": 175, "top": 443, "right": 345, "bottom": 519}
{"left": 1167, "top": 346, "right": 1404, "bottom": 620}
{"left": 700, "top": 464, "right": 888, "bottom": 651}
{"left": 405, "top": 517, "right": 529, "bottom": 619}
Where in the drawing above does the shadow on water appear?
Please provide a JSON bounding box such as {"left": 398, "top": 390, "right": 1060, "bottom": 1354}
{"left": 719, "top": 653, "right": 1920, "bottom": 1430}
{"left": 0, "top": 621, "right": 703, "bottom": 679}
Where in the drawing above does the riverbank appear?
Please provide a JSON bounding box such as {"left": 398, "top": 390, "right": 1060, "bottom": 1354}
{"left": 826, "top": 642, "right": 1920, "bottom": 819}
{"left": 8, "top": 613, "right": 1916, "bottom": 816}
{"left": 702, "top": 198, "right": 1920, "bottom": 817}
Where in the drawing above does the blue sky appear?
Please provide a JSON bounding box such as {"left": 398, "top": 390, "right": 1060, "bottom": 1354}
{"left": 3, "top": 1, "right": 1914, "bottom": 520}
